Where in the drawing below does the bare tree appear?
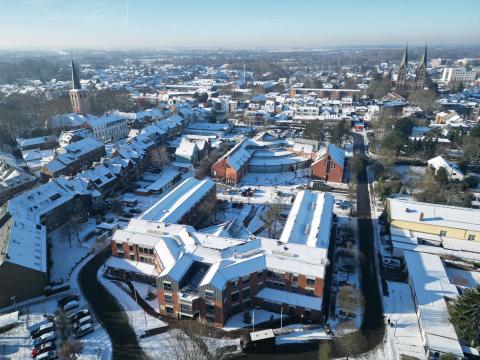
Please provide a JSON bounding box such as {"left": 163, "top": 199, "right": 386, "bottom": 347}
{"left": 337, "top": 285, "right": 364, "bottom": 314}
{"left": 59, "top": 340, "right": 84, "bottom": 360}
{"left": 263, "top": 202, "right": 282, "bottom": 238}
{"left": 151, "top": 145, "right": 170, "bottom": 168}
{"left": 55, "top": 309, "right": 70, "bottom": 341}
{"left": 333, "top": 321, "right": 364, "bottom": 360}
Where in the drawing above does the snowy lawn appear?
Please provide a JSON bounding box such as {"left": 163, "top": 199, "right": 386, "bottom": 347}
{"left": 222, "top": 309, "right": 285, "bottom": 332}
{"left": 97, "top": 268, "right": 167, "bottom": 337}
{"left": 49, "top": 218, "right": 99, "bottom": 283}
{"left": 131, "top": 281, "right": 159, "bottom": 312}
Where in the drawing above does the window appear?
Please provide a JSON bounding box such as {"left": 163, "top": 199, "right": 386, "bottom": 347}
{"left": 140, "top": 256, "right": 145, "bottom": 262}
{"left": 291, "top": 285, "right": 298, "bottom": 293}
{"left": 257, "top": 272, "right": 264, "bottom": 280}
{"left": 116, "top": 243, "right": 123, "bottom": 250}
{"left": 163, "top": 281, "right": 172, "bottom": 291}
{"left": 231, "top": 292, "right": 239, "bottom": 302}
{"left": 164, "top": 294, "right": 173, "bottom": 304}
{"left": 291, "top": 274, "right": 298, "bottom": 283}
{"left": 306, "top": 278, "right": 315, "bottom": 286}
{"left": 205, "top": 290, "right": 215, "bottom": 301}
{"left": 439, "top": 230, "right": 447, "bottom": 237}
{"left": 305, "top": 288, "right": 315, "bottom": 296}
{"left": 242, "top": 275, "right": 250, "bottom": 285}
{"left": 180, "top": 304, "right": 191, "bottom": 313}
{"left": 468, "top": 235, "right": 476, "bottom": 241}
{"left": 129, "top": 245, "right": 133, "bottom": 251}
{"left": 148, "top": 248, "right": 154, "bottom": 255}
{"left": 165, "top": 306, "right": 174, "bottom": 314}
{"left": 242, "top": 288, "right": 250, "bottom": 298}
{"left": 130, "top": 255, "right": 135, "bottom": 260}
{"left": 231, "top": 280, "right": 238, "bottom": 289}
{"left": 206, "top": 303, "right": 215, "bottom": 314}
{"left": 139, "top": 247, "right": 144, "bottom": 253}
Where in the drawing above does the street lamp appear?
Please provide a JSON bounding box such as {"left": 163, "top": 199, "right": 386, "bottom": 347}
{"left": 10, "top": 296, "right": 16, "bottom": 307}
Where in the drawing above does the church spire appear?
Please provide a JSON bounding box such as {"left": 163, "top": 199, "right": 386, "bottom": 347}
{"left": 400, "top": 44, "right": 408, "bottom": 68}
{"left": 419, "top": 43, "right": 427, "bottom": 67}
{"left": 71, "top": 60, "right": 82, "bottom": 90}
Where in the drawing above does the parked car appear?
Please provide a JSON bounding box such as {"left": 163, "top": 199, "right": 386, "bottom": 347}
{"left": 62, "top": 300, "right": 79, "bottom": 311}
{"left": 69, "top": 309, "right": 90, "bottom": 324}
{"left": 72, "top": 315, "right": 93, "bottom": 332}
{"left": 36, "top": 350, "right": 58, "bottom": 360}
{"left": 32, "top": 331, "right": 56, "bottom": 346}
{"left": 30, "top": 322, "right": 55, "bottom": 338}
{"left": 58, "top": 295, "right": 78, "bottom": 307}
{"left": 32, "top": 341, "right": 55, "bottom": 357}
{"left": 75, "top": 323, "right": 94, "bottom": 339}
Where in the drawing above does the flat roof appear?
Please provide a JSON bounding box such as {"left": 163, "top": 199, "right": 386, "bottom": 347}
{"left": 404, "top": 251, "right": 463, "bottom": 357}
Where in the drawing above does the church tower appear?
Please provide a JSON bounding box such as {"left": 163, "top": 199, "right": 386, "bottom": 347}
{"left": 414, "top": 44, "right": 428, "bottom": 90}
{"left": 395, "top": 45, "right": 409, "bottom": 94}
{"left": 69, "top": 60, "right": 90, "bottom": 115}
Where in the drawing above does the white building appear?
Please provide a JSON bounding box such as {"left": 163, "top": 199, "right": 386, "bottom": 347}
{"left": 427, "top": 156, "right": 464, "bottom": 181}
{"left": 85, "top": 114, "right": 129, "bottom": 143}
{"left": 441, "top": 67, "right": 477, "bottom": 84}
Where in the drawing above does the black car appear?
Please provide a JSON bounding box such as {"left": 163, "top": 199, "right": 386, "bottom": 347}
{"left": 69, "top": 309, "right": 90, "bottom": 324}
{"left": 58, "top": 295, "right": 79, "bottom": 307}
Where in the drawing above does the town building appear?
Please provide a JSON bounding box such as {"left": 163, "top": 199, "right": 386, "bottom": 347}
{"left": 84, "top": 113, "right": 129, "bottom": 143}
{"left": 59, "top": 128, "right": 94, "bottom": 147}
{"left": 387, "top": 197, "right": 480, "bottom": 249}
{"left": 69, "top": 60, "right": 91, "bottom": 115}
{"left": 311, "top": 144, "right": 345, "bottom": 183}
{"left": 441, "top": 67, "right": 477, "bottom": 85}
{"left": 174, "top": 135, "right": 211, "bottom": 164}
{"left": 427, "top": 155, "right": 464, "bottom": 181}
{"left": 395, "top": 45, "right": 429, "bottom": 94}
{"left": 211, "top": 140, "right": 252, "bottom": 185}
{"left": 16, "top": 135, "right": 58, "bottom": 151}
{"left": 404, "top": 251, "right": 464, "bottom": 359}
{"left": 140, "top": 177, "right": 216, "bottom": 227}
{"left": 41, "top": 138, "right": 106, "bottom": 179}
{"left": 0, "top": 160, "right": 37, "bottom": 204}
{"left": 108, "top": 189, "right": 334, "bottom": 327}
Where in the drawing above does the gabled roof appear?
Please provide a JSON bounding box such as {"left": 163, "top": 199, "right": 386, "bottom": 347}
{"left": 313, "top": 144, "right": 345, "bottom": 168}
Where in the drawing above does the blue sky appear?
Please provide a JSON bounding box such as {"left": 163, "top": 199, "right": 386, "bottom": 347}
{"left": 0, "top": 0, "right": 479, "bottom": 49}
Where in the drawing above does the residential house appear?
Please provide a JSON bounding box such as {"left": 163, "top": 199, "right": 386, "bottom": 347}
{"left": 311, "top": 144, "right": 345, "bottom": 183}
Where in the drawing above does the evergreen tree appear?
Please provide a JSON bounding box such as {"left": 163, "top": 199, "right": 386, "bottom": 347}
{"left": 449, "top": 286, "right": 480, "bottom": 347}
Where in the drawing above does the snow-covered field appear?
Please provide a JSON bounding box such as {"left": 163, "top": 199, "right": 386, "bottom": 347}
{"left": 240, "top": 168, "right": 311, "bottom": 186}
{"left": 446, "top": 266, "right": 480, "bottom": 288}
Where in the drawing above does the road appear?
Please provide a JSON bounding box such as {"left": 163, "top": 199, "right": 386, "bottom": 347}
{"left": 351, "top": 133, "right": 385, "bottom": 339}
{"left": 78, "top": 250, "right": 148, "bottom": 360}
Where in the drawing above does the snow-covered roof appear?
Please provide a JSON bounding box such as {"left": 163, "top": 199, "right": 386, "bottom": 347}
{"left": 313, "top": 144, "right": 345, "bottom": 168}
{"left": 279, "top": 191, "right": 334, "bottom": 250}
{"left": 427, "top": 156, "right": 464, "bottom": 177}
{"left": 175, "top": 138, "right": 198, "bottom": 158}
{"left": 145, "top": 170, "right": 179, "bottom": 192}
{"left": 2, "top": 215, "right": 47, "bottom": 273}
{"left": 0, "top": 160, "right": 36, "bottom": 194}
{"left": 256, "top": 287, "right": 322, "bottom": 311}
{"left": 404, "top": 251, "right": 463, "bottom": 357}
{"left": 140, "top": 177, "right": 215, "bottom": 224}
{"left": 85, "top": 113, "right": 126, "bottom": 128}
{"left": 388, "top": 197, "right": 480, "bottom": 232}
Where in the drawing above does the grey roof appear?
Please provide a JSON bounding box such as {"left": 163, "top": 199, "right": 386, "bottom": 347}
{"left": 71, "top": 60, "right": 82, "bottom": 90}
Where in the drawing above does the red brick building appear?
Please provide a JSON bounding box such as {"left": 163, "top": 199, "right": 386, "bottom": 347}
{"left": 211, "top": 140, "right": 252, "bottom": 185}
{"left": 311, "top": 144, "right": 345, "bottom": 183}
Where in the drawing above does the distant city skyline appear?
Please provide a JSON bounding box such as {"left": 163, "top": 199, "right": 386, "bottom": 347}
{"left": 1, "top": 0, "right": 479, "bottom": 50}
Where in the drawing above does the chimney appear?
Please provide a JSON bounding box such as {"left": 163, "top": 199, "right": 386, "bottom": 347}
{"left": 419, "top": 212, "right": 424, "bottom": 221}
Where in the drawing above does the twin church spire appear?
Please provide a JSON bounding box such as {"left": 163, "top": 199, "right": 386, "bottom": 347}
{"left": 395, "top": 43, "right": 428, "bottom": 94}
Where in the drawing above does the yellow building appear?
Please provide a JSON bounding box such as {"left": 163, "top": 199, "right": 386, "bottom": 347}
{"left": 387, "top": 198, "right": 480, "bottom": 249}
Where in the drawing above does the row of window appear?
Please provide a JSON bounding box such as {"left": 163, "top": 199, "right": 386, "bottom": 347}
{"left": 439, "top": 230, "right": 476, "bottom": 241}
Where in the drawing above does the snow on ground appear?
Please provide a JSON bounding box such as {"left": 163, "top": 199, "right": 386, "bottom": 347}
{"left": 140, "top": 330, "right": 240, "bottom": 360}
{"left": 49, "top": 218, "right": 99, "bottom": 283}
{"left": 394, "top": 165, "right": 425, "bottom": 183}
{"left": 131, "top": 281, "right": 159, "bottom": 312}
{"left": 380, "top": 281, "right": 426, "bottom": 360}
{"left": 446, "top": 266, "right": 480, "bottom": 288}
{"left": 0, "top": 297, "right": 111, "bottom": 360}
{"left": 275, "top": 325, "right": 330, "bottom": 345}
{"left": 222, "top": 309, "right": 285, "bottom": 332}
{"left": 240, "top": 168, "right": 310, "bottom": 186}
{"left": 97, "top": 268, "right": 167, "bottom": 337}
